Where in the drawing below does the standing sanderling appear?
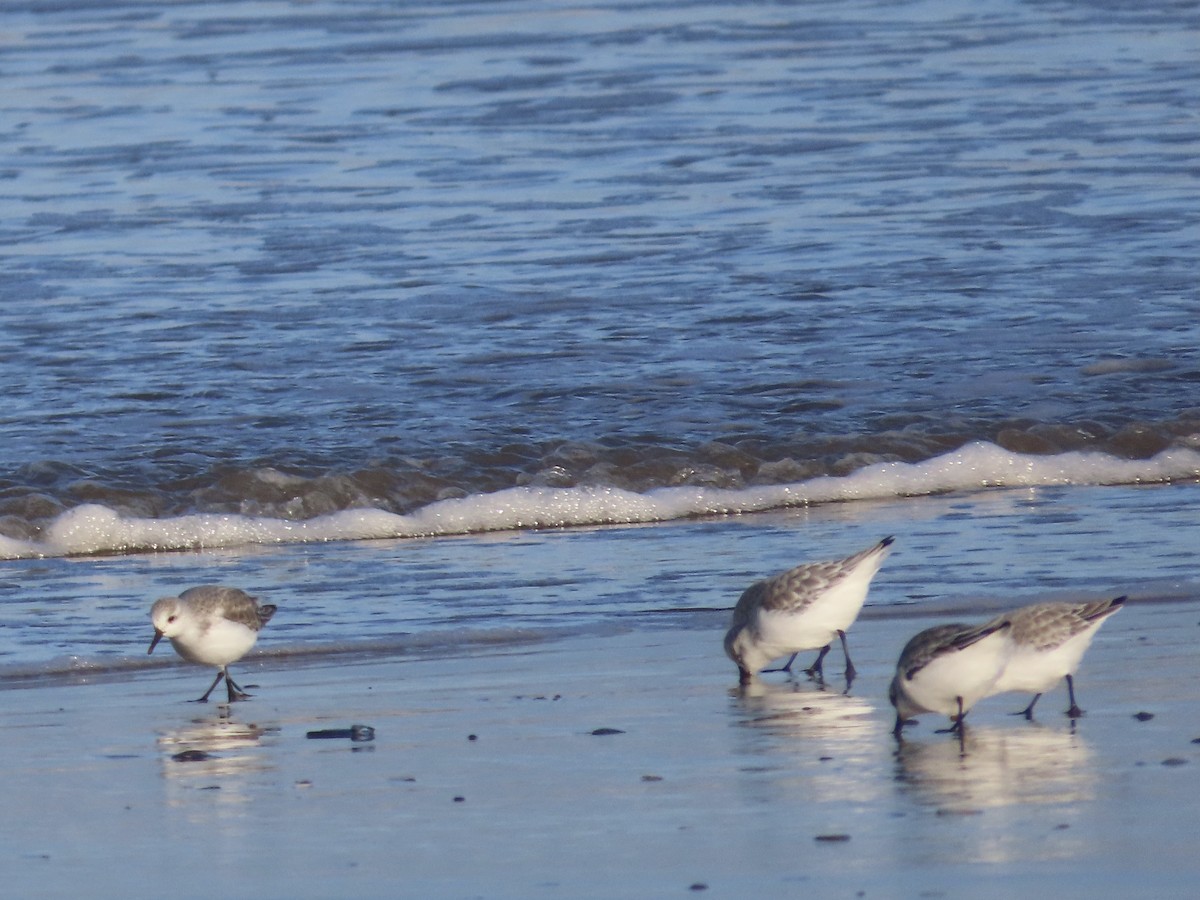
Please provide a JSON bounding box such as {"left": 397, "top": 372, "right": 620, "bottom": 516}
{"left": 889, "top": 619, "right": 1012, "bottom": 737}
{"left": 984, "top": 596, "right": 1125, "bottom": 719}
{"left": 724, "top": 536, "right": 894, "bottom": 686}
{"left": 148, "top": 585, "right": 277, "bottom": 703}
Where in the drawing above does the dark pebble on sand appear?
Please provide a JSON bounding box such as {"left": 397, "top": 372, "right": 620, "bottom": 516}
{"left": 641, "top": 775, "right": 663, "bottom": 782}
{"left": 172, "top": 750, "right": 214, "bottom": 762}
{"left": 1162, "top": 758, "right": 1188, "bottom": 767}
{"left": 453, "top": 796, "right": 465, "bottom": 803}
{"left": 815, "top": 834, "right": 851, "bottom": 842}
{"left": 1134, "top": 712, "right": 1155, "bottom": 722}
{"left": 689, "top": 884, "right": 708, "bottom": 892}
{"left": 468, "top": 734, "right": 477, "bottom": 741}
{"left": 591, "top": 727, "right": 625, "bottom": 736}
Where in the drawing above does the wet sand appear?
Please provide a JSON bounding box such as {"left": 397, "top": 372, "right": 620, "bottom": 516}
{"left": 3, "top": 596, "right": 1200, "bottom": 899}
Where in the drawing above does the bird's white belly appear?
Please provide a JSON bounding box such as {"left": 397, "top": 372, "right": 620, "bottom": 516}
{"left": 171, "top": 619, "right": 257, "bottom": 667}
{"left": 754, "top": 608, "right": 839, "bottom": 657}
{"left": 991, "top": 628, "right": 1097, "bottom": 694}
{"left": 904, "top": 632, "right": 1011, "bottom": 716}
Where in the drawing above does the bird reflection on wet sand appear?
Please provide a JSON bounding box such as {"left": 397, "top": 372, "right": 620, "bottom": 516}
{"left": 731, "top": 680, "right": 886, "bottom": 805}
{"left": 893, "top": 724, "right": 1095, "bottom": 813}
{"left": 157, "top": 711, "right": 280, "bottom": 809}
{"left": 734, "top": 679, "right": 876, "bottom": 741}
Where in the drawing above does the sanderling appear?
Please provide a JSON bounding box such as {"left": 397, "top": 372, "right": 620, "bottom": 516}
{"left": 985, "top": 596, "right": 1125, "bottom": 719}
{"left": 147, "top": 585, "right": 277, "bottom": 703}
{"left": 724, "top": 536, "right": 894, "bottom": 686}
{"left": 889, "top": 619, "right": 1012, "bottom": 737}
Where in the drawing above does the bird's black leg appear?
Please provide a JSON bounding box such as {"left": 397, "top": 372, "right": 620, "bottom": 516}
{"left": 196, "top": 669, "right": 226, "bottom": 703}
{"left": 763, "top": 653, "right": 800, "bottom": 674}
{"left": 225, "top": 669, "right": 252, "bottom": 702}
{"left": 936, "top": 697, "right": 968, "bottom": 734}
{"left": 1013, "top": 693, "right": 1042, "bottom": 720}
{"left": 1065, "top": 674, "right": 1084, "bottom": 718}
{"left": 837, "top": 629, "right": 856, "bottom": 683}
{"left": 803, "top": 645, "right": 831, "bottom": 680}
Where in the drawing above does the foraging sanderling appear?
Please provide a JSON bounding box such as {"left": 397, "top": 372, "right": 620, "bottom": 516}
{"left": 724, "top": 536, "right": 893, "bottom": 686}
{"left": 148, "top": 585, "right": 277, "bottom": 703}
{"left": 889, "top": 619, "right": 1012, "bottom": 737}
{"left": 984, "top": 596, "right": 1125, "bottom": 718}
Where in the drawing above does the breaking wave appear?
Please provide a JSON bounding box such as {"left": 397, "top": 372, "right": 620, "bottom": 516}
{"left": 3, "top": 441, "right": 1197, "bottom": 559}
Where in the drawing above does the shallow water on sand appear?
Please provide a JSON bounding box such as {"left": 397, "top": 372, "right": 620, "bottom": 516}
{"left": 4, "top": 597, "right": 1200, "bottom": 898}
{"left": 4, "top": 480, "right": 1196, "bottom": 681}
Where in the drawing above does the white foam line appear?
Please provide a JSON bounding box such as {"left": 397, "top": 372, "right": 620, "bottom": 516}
{"left": 4, "top": 442, "right": 1198, "bottom": 559}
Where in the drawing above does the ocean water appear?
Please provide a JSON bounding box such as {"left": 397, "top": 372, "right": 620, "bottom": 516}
{"left": 1, "top": 0, "right": 1198, "bottom": 677}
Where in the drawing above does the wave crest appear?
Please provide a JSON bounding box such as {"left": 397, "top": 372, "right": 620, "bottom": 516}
{"left": 3, "top": 442, "right": 1197, "bottom": 559}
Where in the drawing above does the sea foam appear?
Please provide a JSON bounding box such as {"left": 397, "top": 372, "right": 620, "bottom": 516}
{"left": 6, "top": 442, "right": 1199, "bottom": 559}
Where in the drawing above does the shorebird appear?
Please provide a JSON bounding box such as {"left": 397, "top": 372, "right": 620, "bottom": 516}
{"left": 724, "top": 536, "right": 894, "bottom": 686}
{"left": 984, "top": 596, "right": 1125, "bottom": 718}
{"left": 147, "top": 585, "right": 276, "bottom": 703}
{"left": 889, "top": 619, "right": 1012, "bottom": 737}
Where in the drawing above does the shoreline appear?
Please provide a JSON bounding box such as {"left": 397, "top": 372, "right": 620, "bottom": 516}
{"left": 5, "top": 479, "right": 1199, "bottom": 686}
{"left": 4, "top": 598, "right": 1200, "bottom": 897}
{"left": 9, "top": 578, "right": 1197, "bottom": 692}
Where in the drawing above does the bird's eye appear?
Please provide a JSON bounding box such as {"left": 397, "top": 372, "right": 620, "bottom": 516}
{"left": 167, "top": 615, "right": 177, "bottom": 623}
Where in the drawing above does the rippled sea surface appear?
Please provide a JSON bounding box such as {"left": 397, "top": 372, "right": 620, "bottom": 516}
{"left": 1, "top": 0, "right": 1198, "bottom": 672}
{"left": 3, "top": 0, "right": 1198, "bottom": 521}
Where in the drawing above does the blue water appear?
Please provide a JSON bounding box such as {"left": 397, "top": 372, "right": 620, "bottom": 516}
{"left": 1, "top": 0, "right": 1198, "bottom": 674}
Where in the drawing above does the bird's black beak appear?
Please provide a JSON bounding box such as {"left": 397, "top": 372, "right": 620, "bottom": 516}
{"left": 148, "top": 630, "right": 163, "bottom": 655}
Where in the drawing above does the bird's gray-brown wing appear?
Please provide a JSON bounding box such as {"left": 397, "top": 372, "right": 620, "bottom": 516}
{"left": 179, "top": 585, "right": 275, "bottom": 631}
{"left": 755, "top": 536, "right": 893, "bottom": 615}
{"left": 755, "top": 561, "right": 842, "bottom": 614}
{"left": 1000, "top": 596, "right": 1125, "bottom": 652}
{"left": 901, "top": 620, "right": 1010, "bottom": 682}
{"left": 1079, "top": 595, "right": 1125, "bottom": 623}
